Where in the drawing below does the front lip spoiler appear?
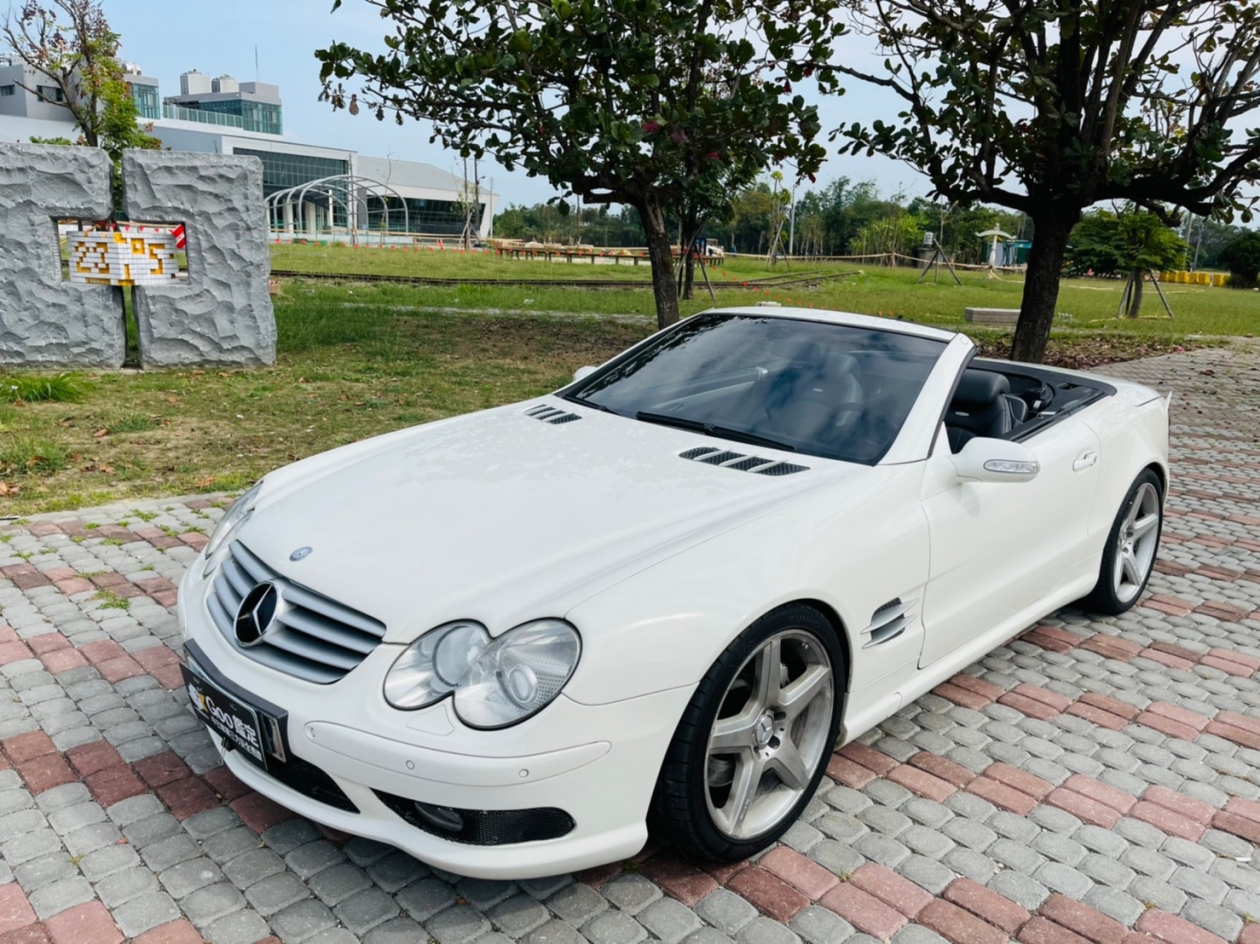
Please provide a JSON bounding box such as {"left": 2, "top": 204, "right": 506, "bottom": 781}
{"left": 304, "top": 722, "right": 609, "bottom": 787}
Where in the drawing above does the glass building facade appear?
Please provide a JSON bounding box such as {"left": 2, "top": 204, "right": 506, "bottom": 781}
{"left": 131, "top": 82, "right": 160, "bottom": 120}
{"left": 193, "top": 99, "right": 281, "bottom": 135}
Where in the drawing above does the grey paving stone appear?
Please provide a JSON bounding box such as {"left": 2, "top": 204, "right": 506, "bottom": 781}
{"left": 490, "top": 893, "right": 552, "bottom": 939}
{"left": 223, "top": 848, "right": 287, "bottom": 889}
{"left": 367, "top": 851, "right": 429, "bottom": 894}
{"left": 549, "top": 882, "right": 610, "bottom": 928}
{"left": 584, "top": 909, "right": 648, "bottom": 944}
{"left": 14, "top": 852, "right": 76, "bottom": 891}
{"left": 457, "top": 878, "right": 518, "bottom": 912}
{"left": 895, "top": 855, "right": 954, "bottom": 895}
{"left": 161, "top": 856, "right": 226, "bottom": 899}
{"left": 696, "top": 889, "right": 759, "bottom": 936}
{"left": 285, "top": 841, "right": 346, "bottom": 880}
{"left": 335, "top": 887, "right": 401, "bottom": 935}
{"left": 737, "top": 917, "right": 799, "bottom": 944}
{"left": 809, "top": 840, "right": 864, "bottom": 877}
{"left": 1182, "top": 899, "right": 1244, "bottom": 942}
{"left": 528, "top": 918, "right": 589, "bottom": 944}
{"left": 245, "top": 871, "right": 311, "bottom": 916}
{"left": 113, "top": 891, "right": 182, "bottom": 938}
{"left": 97, "top": 865, "right": 161, "bottom": 907}
{"left": 639, "top": 897, "right": 705, "bottom": 944}
{"left": 184, "top": 881, "right": 249, "bottom": 928}
{"left": 142, "top": 833, "right": 203, "bottom": 872}
{"left": 205, "top": 908, "right": 273, "bottom": 944}
{"left": 601, "top": 874, "right": 662, "bottom": 916}
{"left": 203, "top": 827, "right": 262, "bottom": 866}
{"left": 270, "top": 897, "right": 338, "bottom": 943}
{"left": 309, "top": 862, "right": 372, "bottom": 907}
{"left": 262, "top": 818, "right": 322, "bottom": 856}
{"left": 362, "top": 916, "right": 430, "bottom": 944}
{"left": 986, "top": 870, "right": 1049, "bottom": 911}
{"left": 28, "top": 874, "right": 95, "bottom": 918}
{"left": 78, "top": 842, "right": 141, "bottom": 882}
{"left": 891, "top": 927, "right": 948, "bottom": 944}
{"left": 1084, "top": 886, "right": 1145, "bottom": 926}
{"left": 1129, "top": 876, "right": 1188, "bottom": 914}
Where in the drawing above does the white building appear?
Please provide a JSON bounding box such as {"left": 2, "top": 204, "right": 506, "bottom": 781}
{"left": 0, "top": 62, "right": 496, "bottom": 239}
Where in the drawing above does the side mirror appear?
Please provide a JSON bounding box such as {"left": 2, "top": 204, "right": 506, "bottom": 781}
{"left": 573, "top": 365, "right": 597, "bottom": 382}
{"left": 951, "top": 437, "right": 1040, "bottom": 484}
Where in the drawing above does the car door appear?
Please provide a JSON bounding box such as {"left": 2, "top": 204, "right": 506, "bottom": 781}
{"left": 918, "top": 414, "right": 1102, "bottom": 667}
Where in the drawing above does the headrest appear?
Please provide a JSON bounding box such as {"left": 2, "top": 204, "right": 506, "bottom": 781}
{"left": 952, "top": 369, "right": 1010, "bottom": 407}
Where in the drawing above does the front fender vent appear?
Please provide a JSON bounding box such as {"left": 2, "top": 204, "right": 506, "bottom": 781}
{"left": 524, "top": 404, "right": 582, "bottom": 425}
{"left": 681, "top": 446, "right": 808, "bottom": 476}
{"left": 862, "top": 598, "right": 915, "bottom": 648}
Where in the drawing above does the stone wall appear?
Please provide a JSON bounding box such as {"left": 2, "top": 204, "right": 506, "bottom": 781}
{"left": 0, "top": 144, "right": 275, "bottom": 369}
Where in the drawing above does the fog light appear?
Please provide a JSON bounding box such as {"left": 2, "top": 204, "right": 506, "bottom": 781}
{"left": 415, "top": 802, "right": 464, "bottom": 833}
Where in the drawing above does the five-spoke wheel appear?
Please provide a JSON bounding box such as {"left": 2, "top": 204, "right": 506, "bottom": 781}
{"left": 653, "top": 604, "right": 843, "bottom": 861}
{"left": 1083, "top": 468, "right": 1164, "bottom": 615}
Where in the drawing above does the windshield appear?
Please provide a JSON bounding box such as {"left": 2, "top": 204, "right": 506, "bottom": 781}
{"left": 565, "top": 313, "right": 948, "bottom": 465}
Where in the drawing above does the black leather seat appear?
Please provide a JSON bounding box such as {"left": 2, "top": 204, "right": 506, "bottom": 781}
{"left": 946, "top": 369, "right": 1026, "bottom": 452}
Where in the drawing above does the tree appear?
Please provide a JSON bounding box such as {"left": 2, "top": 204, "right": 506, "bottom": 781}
{"left": 1219, "top": 232, "right": 1260, "bottom": 289}
{"left": 1066, "top": 208, "right": 1187, "bottom": 315}
{"left": 3, "top": 0, "right": 158, "bottom": 163}
{"left": 316, "top": 0, "right": 841, "bottom": 330}
{"left": 832, "top": 0, "right": 1260, "bottom": 361}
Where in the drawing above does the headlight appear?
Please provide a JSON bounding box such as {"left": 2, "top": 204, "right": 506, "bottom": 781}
{"left": 202, "top": 480, "right": 264, "bottom": 577}
{"left": 384, "top": 619, "right": 581, "bottom": 729}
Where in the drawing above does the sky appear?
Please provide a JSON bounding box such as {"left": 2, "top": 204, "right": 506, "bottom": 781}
{"left": 109, "top": 0, "right": 923, "bottom": 210}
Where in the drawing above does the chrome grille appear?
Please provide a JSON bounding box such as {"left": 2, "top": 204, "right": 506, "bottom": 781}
{"left": 207, "top": 541, "right": 386, "bottom": 684}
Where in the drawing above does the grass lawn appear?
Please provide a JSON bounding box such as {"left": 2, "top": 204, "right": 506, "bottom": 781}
{"left": 1, "top": 244, "right": 1256, "bottom": 516}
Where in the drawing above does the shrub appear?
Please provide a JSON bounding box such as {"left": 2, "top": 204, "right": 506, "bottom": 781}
{"left": 0, "top": 436, "right": 68, "bottom": 475}
{"left": 1, "top": 372, "right": 88, "bottom": 403}
{"left": 1220, "top": 232, "right": 1260, "bottom": 289}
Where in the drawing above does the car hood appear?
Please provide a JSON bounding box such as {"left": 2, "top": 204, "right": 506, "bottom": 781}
{"left": 238, "top": 398, "right": 863, "bottom": 643}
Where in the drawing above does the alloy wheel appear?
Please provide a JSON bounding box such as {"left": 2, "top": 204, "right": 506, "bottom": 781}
{"left": 704, "top": 629, "right": 834, "bottom": 839}
{"left": 1113, "top": 481, "right": 1161, "bottom": 604}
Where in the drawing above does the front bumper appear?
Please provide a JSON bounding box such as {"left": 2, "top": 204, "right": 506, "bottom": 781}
{"left": 178, "top": 560, "right": 694, "bottom": 879}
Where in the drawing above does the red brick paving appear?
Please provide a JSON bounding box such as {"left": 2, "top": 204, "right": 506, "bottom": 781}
{"left": 942, "top": 878, "right": 1029, "bottom": 935}
{"left": 757, "top": 847, "right": 839, "bottom": 900}
{"left": 42, "top": 902, "right": 121, "bottom": 944}
{"left": 202, "top": 765, "right": 251, "bottom": 801}
{"left": 94, "top": 655, "right": 146, "bottom": 683}
{"left": 0, "top": 642, "right": 34, "bottom": 665}
{"left": 918, "top": 899, "right": 1008, "bottom": 944}
{"left": 885, "top": 763, "right": 957, "bottom": 802}
{"left": 38, "top": 648, "right": 87, "bottom": 675}
{"left": 637, "top": 852, "right": 719, "bottom": 907}
{"left": 26, "top": 634, "right": 69, "bottom": 656}
{"left": 0, "top": 923, "right": 52, "bottom": 944}
{"left": 157, "top": 775, "right": 219, "bottom": 820}
{"left": 1134, "top": 909, "right": 1228, "bottom": 944}
{"left": 132, "top": 751, "right": 192, "bottom": 788}
{"left": 726, "top": 867, "right": 809, "bottom": 923}
{"left": 1, "top": 731, "right": 57, "bottom": 765}
{"left": 819, "top": 883, "right": 908, "bottom": 939}
{"left": 15, "top": 753, "right": 76, "bottom": 794}
{"left": 1018, "top": 914, "right": 1094, "bottom": 944}
{"left": 131, "top": 920, "right": 204, "bottom": 944}
{"left": 907, "top": 751, "right": 977, "bottom": 787}
{"left": 0, "top": 886, "right": 36, "bottom": 935}
{"left": 64, "top": 740, "right": 125, "bottom": 778}
{"left": 1039, "top": 894, "right": 1127, "bottom": 944}
{"left": 847, "top": 863, "right": 932, "bottom": 918}
{"left": 84, "top": 765, "right": 148, "bottom": 807}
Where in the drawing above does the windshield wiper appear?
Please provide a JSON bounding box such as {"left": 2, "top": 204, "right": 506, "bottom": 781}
{"left": 635, "top": 411, "right": 709, "bottom": 432}
{"left": 708, "top": 425, "right": 797, "bottom": 453}
{"left": 635, "top": 412, "right": 797, "bottom": 453}
{"left": 567, "top": 397, "right": 621, "bottom": 416}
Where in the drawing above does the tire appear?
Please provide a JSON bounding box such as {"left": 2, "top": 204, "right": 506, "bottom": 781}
{"left": 651, "top": 604, "right": 844, "bottom": 861}
{"left": 1080, "top": 469, "right": 1164, "bottom": 615}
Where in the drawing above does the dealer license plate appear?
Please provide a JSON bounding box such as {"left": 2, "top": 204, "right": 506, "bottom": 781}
{"left": 182, "top": 664, "right": 268, "bottom": 770}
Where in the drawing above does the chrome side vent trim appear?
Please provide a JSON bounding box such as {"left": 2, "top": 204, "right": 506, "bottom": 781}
{"left": 862, "top": 598, "right": 915, "bottom": 649}
{"left": 680, "top": 447, "right": 808, "bottom": 475}
{"left": 524, "top": 404, "right": 582, "bottom": 425}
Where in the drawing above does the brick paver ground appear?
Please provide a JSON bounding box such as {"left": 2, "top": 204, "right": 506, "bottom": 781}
{"left": 1, "top": 345, "right": 1259, "bottom": 944}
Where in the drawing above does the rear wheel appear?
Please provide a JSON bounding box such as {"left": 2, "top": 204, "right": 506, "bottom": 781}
{"left": 1081, "top": 469, "right": 1163, "bottom": 615}
{"left": 652, "top": 604, "right": 843, "bottom": 861}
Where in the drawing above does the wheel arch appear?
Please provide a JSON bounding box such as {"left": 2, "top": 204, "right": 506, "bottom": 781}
{"left": 787, "top": 597, "right": 853, "bottom": 703}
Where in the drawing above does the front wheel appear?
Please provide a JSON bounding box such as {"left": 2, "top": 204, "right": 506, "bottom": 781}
{"left": 651, "top": 604, "right": 843, "bottom": 861}
{"left": 1081, "top": 469, "right": 1163, "bottom": 615}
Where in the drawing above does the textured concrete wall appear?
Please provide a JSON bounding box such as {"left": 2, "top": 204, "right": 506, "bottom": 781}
{"left": 0, "top": 145, "right": 125, "bottom": 367}
{"left": 122, "top": 152, "right": 276, "bottom": 367}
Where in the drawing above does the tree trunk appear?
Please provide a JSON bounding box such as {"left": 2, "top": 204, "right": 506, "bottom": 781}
{"left": 639, "top": 197, "right": 681, "bottom": 330}
{"left": 683, "top": 250, "right": 696, "bottom": 300}
{"left": 1011, "top": 211, "right": 1078, "bottom": 363}
{"left": 1125, "top": 270, "right": 1144, "bottom": 317}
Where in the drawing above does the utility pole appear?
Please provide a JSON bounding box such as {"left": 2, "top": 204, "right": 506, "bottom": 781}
{"left": 788, "top": 181, "right": 798, "bottom": 256}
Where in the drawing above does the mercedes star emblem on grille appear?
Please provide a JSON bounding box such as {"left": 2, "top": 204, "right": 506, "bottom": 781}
{"left": 234, "top": 582, "right": 281, "bottom": 647}
{"left": 290, "top": 547, "right": 312, "bottom": 562}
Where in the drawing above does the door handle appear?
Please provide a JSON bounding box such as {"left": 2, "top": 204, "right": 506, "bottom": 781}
{"left": 1073, "top": 451, "right": 1098, "bottom": 472}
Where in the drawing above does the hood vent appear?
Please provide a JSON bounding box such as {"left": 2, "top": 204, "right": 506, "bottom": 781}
{"left": 525, "top": 404, "right": 582, "bottom": 425}
{"left": 680, "top": 446, "right": 808, "bottom": 476}
{"left": 862, "top": 598, "right": 915, "bottom": 648}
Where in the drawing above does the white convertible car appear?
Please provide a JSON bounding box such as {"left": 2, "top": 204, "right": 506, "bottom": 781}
{"left": 178, "top": 307, "right": 1169, "bottom": 878}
